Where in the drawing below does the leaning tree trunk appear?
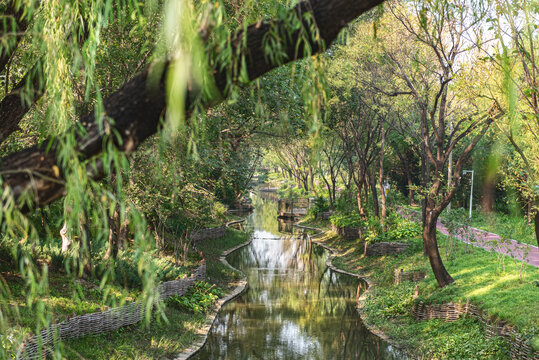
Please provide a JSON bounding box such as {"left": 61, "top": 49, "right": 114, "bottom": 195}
{"left": 423, "top": 210, "right": 454, "bottom": 287}
{"left": 0, "top": 0, "right": 387, "bottom": 214}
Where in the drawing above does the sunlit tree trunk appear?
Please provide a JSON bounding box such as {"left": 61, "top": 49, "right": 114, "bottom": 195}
{"left": 424, "top": 208, "right": 454, "bottom": 287}
{"left": 60, "top": 222, "right": 71, "bottom": 253}
{"left": 378, "top": 121, "right": 387, "bottom": 224}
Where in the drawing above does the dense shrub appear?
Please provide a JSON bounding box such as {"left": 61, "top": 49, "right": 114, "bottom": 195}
{"left": 364, "top": 212, "right": 422, "bottom": 244}
{"left": 307, "top": 196, "right": 330, "bottom": 218}
{"left": 166, "top": 281, "right": 224, "bottom": 314}
{"left": 329, "top": 212, "right": 366, "bottom": 228}
{"left": 95, "top": 252, "right": 189, "bottom": 289}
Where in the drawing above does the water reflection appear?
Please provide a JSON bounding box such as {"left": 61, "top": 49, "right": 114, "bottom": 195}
{"left": 191, "top": 197, "right": 405, "bottom": 360}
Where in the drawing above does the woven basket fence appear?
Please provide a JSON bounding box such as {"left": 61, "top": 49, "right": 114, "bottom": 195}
{"left": 412, "top": 300, "right": 538, "bottom": 359}
{"left": 17, "top": 262, "right": 206, "bottom": 360}
{"left": 393, "top": 268, "right": 427, "bottom": 285}
{"left": 190, "top": 226, "right": 227, "bottom": 242}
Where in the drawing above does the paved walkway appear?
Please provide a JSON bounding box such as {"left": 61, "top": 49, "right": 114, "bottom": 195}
{"left": 398, "top": 207, "right": 539, "bottom": 267}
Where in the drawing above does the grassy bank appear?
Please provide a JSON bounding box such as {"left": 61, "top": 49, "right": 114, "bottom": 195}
{"left": 405, "top": 204, "right": 538, "bottom": 246}
{"left": 22, "top": 228, "right": 250, "bottom": 359}
{"left": 309, "top": 221, "right": 539, "bottom": 359}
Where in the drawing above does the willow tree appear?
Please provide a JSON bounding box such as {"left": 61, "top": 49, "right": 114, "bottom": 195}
{"left": 475, "top": 0, "right": 539, "bottom": 247}
{"left": 0, "top": 0, "right": 385, "bottom": 356}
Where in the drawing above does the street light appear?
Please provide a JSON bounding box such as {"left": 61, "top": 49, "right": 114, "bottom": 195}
{"left": 462, "top": 170, "right": 474, "bottom": 220}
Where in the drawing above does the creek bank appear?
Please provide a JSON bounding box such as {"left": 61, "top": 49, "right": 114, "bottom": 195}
{"left": 298, "top": 220, "right": 539, "bottom": 359}
{"left": 175, "top": 234, "right": 252, "bottom": 360}
{"left": 303, "top": 227, "right": 407, "bottom": 355}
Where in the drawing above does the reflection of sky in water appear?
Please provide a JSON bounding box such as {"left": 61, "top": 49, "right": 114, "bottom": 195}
{"left": 191, "top": 197, "right": 407, "bottom": 360}
{"left": 279, "top": 321, "right": 321, "bottom": 356}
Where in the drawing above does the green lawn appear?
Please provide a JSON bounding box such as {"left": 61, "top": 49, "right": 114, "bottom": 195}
{"left": 405, "top": 204, "right": 538, "bottom": 246}
{"left": 64, "top": 228, "right": 250, "bottom": 359}
{"left": 313, "top": 225, "right": 539, "bottom": 358}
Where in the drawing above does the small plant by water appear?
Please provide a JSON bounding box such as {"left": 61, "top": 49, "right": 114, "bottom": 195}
{"left": 167, "top": 281, "right": 224, "bottom": 315}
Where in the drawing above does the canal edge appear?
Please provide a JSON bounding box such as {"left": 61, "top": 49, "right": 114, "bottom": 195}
{"left": 174, "top": 236, "right": 253, "bottom": 360}
{"left": 307, "top": 228, "right": 413, "bottom": 358}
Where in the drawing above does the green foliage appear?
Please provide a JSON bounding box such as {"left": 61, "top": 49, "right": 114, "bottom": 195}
{"left": 318, "top": 226, "right": 538, "bottom": 358}
{"left": 364, "top": 283, "right": 416, "bottom": 318}
{"left": 307, "top": 196, "right": 330, "bottom": 218}
{"left": 423, "top": 319, "right": 510, "bottom": 359}
{"left": 334, "top": 189, "right": 357, "bottom": 213}
{"left": 329, "top": 212, "right": 365, "bottom": 228}
{"left": 277, "top": 181, "right": 308, "bottom": 199}
{"left": 166, "top": 281, "right": 224, "bottom": 315}
{"left": 363, "top": 212, "right": 422, "bottom": 244}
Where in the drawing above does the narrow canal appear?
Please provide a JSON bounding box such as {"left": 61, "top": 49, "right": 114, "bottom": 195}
{"left": 191, "top": 198, "right": 406, "bottom": 359}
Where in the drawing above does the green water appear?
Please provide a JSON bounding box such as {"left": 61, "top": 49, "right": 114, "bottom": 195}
{"left": 191, "top": 199, "right": 406, "bottom": 359}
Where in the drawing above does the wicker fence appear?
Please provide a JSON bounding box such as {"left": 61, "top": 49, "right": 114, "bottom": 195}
{"left": 190, "top": 225, "right": 227, "bottom": 242}
{"left": 332, "top": 224, "right": 363, "bottom": 240}
{"left": 17, "top": 220, "right": 239, "bottom": 359}
{"left": 412, "top": 300, "right": 538, "bottom": 359}
{"left": 393, "top": 268, "right": 426, "bottom": 285}
{"left": 18, "top": 263, "right": 206, "bottom": 359}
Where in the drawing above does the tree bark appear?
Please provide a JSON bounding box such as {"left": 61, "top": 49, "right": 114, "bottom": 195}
{"left": 424, "top": 210, "right": 454, "bottom": 287}
{"left": 60, "top": 222, "right": 72, "bottom": 253}
{"left": 0, "top": 1, "right": 28, "bottom": 74}
{"left": 0, "top": 0, "right": 385, "bottom": 213}
{"left": 378, "top": 121, "right": 386, "bottom": 224}
{"left": 104, "top": 206, "right": 121, "bottom": 260}
{"left": 370, "top": 166, "right": 379, "bottom": 217}
{"left": 0, "top": 61, "right": 44, "bottom": 144}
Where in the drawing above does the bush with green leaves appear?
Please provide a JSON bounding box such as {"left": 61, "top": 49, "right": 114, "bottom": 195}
{"left": 307, "top": 196, "right": 330, "bottom": 218}
{"left": 166, "top": 281, "right": 224, "bottom": 315}
{"left": 364, "top": 212, "right": 422, "bottom": 244}
{"left": 277, "top": 181, "right": 307, "bottom": 200}
{"left": 329, "top": 212, "right": 366, "bottom": 228}
{"left": 94, "top": 251, "right": 190, "bottom": 290}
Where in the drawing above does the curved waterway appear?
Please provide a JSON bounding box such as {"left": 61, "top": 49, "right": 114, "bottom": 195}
{"left": 191, "top": 199, "right": 406, "bottom": 359}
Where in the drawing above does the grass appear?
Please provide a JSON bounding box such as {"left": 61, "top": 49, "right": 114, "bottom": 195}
{"left": 312, "top": 220, "right": 539, "bottom": 358}
{"left": 1, "top": 227, "right": 250, "bottom": 359}
{"left": 63, "top": 308, "right": 207, "bottom": 359}
{"left": 64, "top": 228, "right": 251, "bottom": 359}
{"left": 468, "top": 210, "right": 537, "bottom": 247}
{"left": 196, "top": 228, "right": 251, "bottom": 289}
{"left": 404, "top": 204, "right": 538, "bottom": 246}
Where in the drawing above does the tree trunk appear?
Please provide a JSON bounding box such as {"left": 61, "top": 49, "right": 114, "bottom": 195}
{"left": 104, "top": 207, "right": 120, "bottom": 260}
{"left": 424, "top": 210, "right": 454, "bottom": 287}
{"left": 378, "top": 123, "right": 386, "bottom": 224}
{"left": 356, "top": 188, "right": 365, "bottom": 217}
{"left": 80, "top": 208, "right": 93, "bottom": 276}
{"left": 0, "top": 0, "right": 387, "bottom": 214}
{"left": 60, "top": 222, "right": 72, "bottom": 253}
{"left": 370, "top": 167, "right": 379, "bottom": 218}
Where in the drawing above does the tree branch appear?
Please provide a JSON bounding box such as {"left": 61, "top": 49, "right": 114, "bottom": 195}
{"left": 0, "top": 0, "right": 386, "bottom": 212}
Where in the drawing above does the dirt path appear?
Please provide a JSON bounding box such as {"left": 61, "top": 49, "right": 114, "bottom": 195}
{"left": 398, "top": 208, "right": 539, "bottom": 267}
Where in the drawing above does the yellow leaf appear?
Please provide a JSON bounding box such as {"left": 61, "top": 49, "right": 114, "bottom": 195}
{"left": 52, "top": 165, "right": 60, "bottom": 178}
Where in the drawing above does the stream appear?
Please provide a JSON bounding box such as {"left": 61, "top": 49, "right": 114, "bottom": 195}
{"left": 191, "top": 197, "right": 406, "bottom": 359}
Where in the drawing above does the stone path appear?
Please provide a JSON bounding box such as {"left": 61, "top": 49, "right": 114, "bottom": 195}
{"left": 398, "top": 207, "right": 539, "bottom": 267}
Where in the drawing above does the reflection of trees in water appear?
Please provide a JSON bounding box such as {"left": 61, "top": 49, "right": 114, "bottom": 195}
{"left": 193, "top": 199, "right": 401, "bottom": 360}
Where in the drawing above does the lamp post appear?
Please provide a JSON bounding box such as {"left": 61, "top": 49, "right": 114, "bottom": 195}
{"left": 462, "top": 170, "right": 474, "bottom": 220}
